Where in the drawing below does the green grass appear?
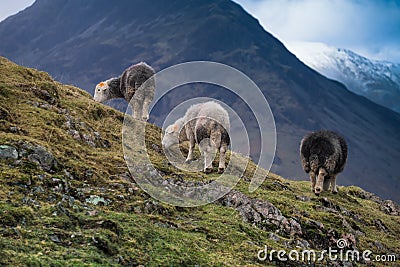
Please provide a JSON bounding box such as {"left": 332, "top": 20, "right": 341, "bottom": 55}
{"left": 0, "top": 56, "right": 399, "bottom": 266}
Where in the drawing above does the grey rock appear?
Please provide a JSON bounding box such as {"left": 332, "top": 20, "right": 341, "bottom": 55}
{"left": 151, "top": 143, "right": 161, "bottom": 153}
{"left": 0, "top": 145, "right": 18, "bottom": 160}
{"left": 349, "top": 189, "right": 382, "bottom": 204}
{"left": 27, "top": 145, "right": 57, "bottom": 171}
{"left": 33, "top": 186, "right": 45, "bottom": 194}
{"left": 11, "top": 160, "right": 22, "bottom": 166}
{"left": 272, "top": 181, "right": 292, "bottom": 191}
{"left": 218, "top": 190, "right": 302, "bottom": 236}
{"left": 319, "top": 197, "right": 340, "bottom": 210}
{"left": 67, "top": 129, "right": 81, "bottom": 140}
{"left": 295, "top": 195, "right": 311, "bottom": 202}
{"left": 292, "top": 239, "right": 310, "bottom": 248}
{"left": 373, "top": 240, "right": 385, "bottom": 250}
{"left": 85, "top": 195, "right": 110, "bottom": 206}
{"left": 380, "top": 200, "right": 400, "bottom": 216}
{"left": 268, "top": 232, "right": 281, "bottom": 242}
{"left": 374, "top": 219, "right": 388, "bottom": 232}
{"left": 9, "top": 126, "right": 18, "bottom": 133}
{"left": 50, "top": 235, "right": 61, "bottom": 243}
{"left": 93, "top": 131, "right": 100, "bottom": 137}
{"left": 306, "top": 219, "right": 324, "bottom": 230}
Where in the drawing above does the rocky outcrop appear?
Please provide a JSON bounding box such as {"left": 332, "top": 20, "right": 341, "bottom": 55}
{"left": 380, "top": 200, "right": 400, "bottom": 216}
{"left": 218, "top": 190, "right": 302, "bottom": 236}
{"left": 0, "top": 141, "right": 58, "bottom": 172}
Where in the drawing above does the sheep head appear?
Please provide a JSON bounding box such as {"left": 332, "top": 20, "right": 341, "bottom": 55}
{"left": 162, "top": 123, "right": 180, "bottom": 149}
{"left": 93, "top": 77, "right": 121, "bottom": 103}
{"left": 162, "top": 117, "right": 186, "bottom": 149}
{"left": 93, "top": 81, "right": 109, "bottom": 103}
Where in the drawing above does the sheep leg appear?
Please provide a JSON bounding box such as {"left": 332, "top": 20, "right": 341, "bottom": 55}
{"left": 218, "top": 144, "right": 227, "bottom": 174}
{"left": 309, "top": 171, "right": 316, "bottom": 191}
{"left": 185, "top": 133, "right": 195, "bottom": 163}
{"left": 199, "top": 139, "right": 213, "bottom": 173}
{"left": 323, "top": 176, "right": 331, "bottom": 191}
{"left": 203, "top": 145, "right": 213, "bottom": 173}
{"left": 309, "top": 154, "right": 319, "bottom": 192}
{"left": 330, "top": 175, "right": 338, "bottom": 194}
{"left": 132, "top": 90, "right": 144, "bottom": 121}
{"left": 141, "top": 84, "right": 155, "bottom": 121}
{"left": 209, "top": 131, "right": 225, "bottom": 174}
{"left": 314, "top": 168, "right": 327, "bottom": 195}
{"left": 141, "top": 98, "right": 151, "bottom": 121}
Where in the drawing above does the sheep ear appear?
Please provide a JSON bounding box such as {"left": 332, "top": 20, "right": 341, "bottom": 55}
{"left": 173, "top": 124, "right": 179, "bottom": 132}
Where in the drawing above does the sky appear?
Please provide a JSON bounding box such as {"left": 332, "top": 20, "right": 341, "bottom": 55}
{"left": 233, "top": 0, "right": 400, "bottom": 63}
{"left": 0, "top": 0, "right": 399, "bottom": 62}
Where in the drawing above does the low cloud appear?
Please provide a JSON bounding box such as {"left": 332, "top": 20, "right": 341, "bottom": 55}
{"left": 0, "top": 0, "right": 35, "bottom": 22}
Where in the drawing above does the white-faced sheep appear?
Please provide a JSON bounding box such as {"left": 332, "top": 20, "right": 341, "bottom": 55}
{"left": 300, "top": 130, "right": 347, "bottom": 195}
{"left": 162, "top": 101, "right": 230, "bottom": 173}
{"left": 93, "top": 62, "right": 155, "bottom": 121}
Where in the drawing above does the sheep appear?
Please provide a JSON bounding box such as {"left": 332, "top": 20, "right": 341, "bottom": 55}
{"left": 93, "top": 62, "right": 155, "bottom": 121}
{"left": 162, "top": 101, "right": 230, "bottom": 173}
{"left": 300, "top": 130, "right": 347, "bottom": 195}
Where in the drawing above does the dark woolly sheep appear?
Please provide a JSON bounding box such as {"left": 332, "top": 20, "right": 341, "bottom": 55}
{"left": 300, "top": 130, "right": 347, "bottom": 195}
{"left": 93, "top": 62, "right": 155, "bottom": 121}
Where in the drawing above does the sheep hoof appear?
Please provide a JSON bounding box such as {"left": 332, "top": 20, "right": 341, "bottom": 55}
{"left": 332, "top": 189, "right": 338, "bottom": 194}
{"left": 204, "top": 168, "right": 213, "bottom": 174}
{"left": 218, "top": 168, "right": 225, "bottom": 174}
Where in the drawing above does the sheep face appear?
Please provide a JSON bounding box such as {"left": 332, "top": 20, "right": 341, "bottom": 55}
{"left": 93, "top": 81, "right": 109, "bottom": 103}
{"left": 162, "top": 124, "right": 180, "bottom": 149}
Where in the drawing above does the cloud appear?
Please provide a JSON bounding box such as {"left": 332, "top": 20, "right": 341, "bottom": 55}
{"left": 234, "top": 0, "right": 400, "bottom": 62}
{"left": 0, "top": 0, "right": 35, "bottom": 22}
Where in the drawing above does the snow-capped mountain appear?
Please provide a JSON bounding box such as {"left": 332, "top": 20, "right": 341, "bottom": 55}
{"left": 287, "top": 42, "right": 400, "bottom": 114}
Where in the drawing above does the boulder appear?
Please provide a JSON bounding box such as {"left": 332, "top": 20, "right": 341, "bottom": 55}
{"left": 0, "top": 145, "right": 18, "bottom": 160}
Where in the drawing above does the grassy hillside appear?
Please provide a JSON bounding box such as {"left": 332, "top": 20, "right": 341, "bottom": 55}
{"left": 0, "top": 57, "right": 399, "bottom": 266}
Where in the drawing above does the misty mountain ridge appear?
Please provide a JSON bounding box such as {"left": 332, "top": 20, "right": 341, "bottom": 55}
{"left": 288, "top": 42, "right": 400, "bottom": 113}
{"left": 0, "top": 0, "right": 399, "bottom": 202}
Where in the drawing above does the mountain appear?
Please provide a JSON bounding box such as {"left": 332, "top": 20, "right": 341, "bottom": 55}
{"left": 0, "top": 0, "right": 399, "bottom": 202}
{"left": 287, "top": 42, "right": 400, "bottom": 114}
{"left": 1, "top": 56, "right": 399, "bottom": 266}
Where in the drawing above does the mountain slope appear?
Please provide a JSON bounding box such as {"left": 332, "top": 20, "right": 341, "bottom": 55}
{"left": 287, "top": 42, "right": 400, "bottom": 113}
{"left": 0, "top": 0, "right": 399, "bottom": 202}
{"left": 1, "top": 56, "right": 399, "bottom": 266}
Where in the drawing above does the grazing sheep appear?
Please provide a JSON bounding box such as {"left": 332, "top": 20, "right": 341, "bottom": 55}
{"left": 300, "top": 130, "right": 347, "bottom": 195}
{"left": 93, "top": 62, "right": 155, "bottom": 121}
{"left": 162, "top": 101, "right": 230, "bottom": 173}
